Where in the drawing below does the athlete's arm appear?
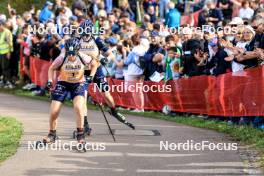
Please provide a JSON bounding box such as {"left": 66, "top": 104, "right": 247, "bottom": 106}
{"left": 94, "top": 37, "right": 116, "bottom": 62}
{"left": 79, "top": 52, "right": 99, "bottom": 78}
{"left": 89, "top": 58, "right": 99, "bottom": 78}
{"left": 48, "top": 55, "right": 64, "bottom": 82}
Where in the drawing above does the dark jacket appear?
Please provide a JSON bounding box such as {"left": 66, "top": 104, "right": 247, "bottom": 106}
{"left": 205, "top": 48, "right": 230, "bottom": 76}
{"left": 144, "top": 44, "right": 165, "bottom": 80}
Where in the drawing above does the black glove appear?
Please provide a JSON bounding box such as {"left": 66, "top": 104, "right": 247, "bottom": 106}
{"left": 100, "top": 57, "right": 108, "bottom": 66}
{"left": 85, "top": 76, "right": 93, "bottom": 85}
{"left": 46, "top": 81, "right": 53, "bottom": 91}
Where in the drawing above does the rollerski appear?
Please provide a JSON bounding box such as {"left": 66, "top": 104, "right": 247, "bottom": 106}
{"left": 109, "top": 108, "right": 135, "bottom": 130}
{"left": 36, "top": 130, "right": 58, "bottom": 149}
{"left": 73, "top": 117, "right": 92, "bottom": 139}
{"left": 74, "top": 131, "right": 86, "bottom": 152}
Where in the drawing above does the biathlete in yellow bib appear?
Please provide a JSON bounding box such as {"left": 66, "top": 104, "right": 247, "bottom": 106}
{"left": 43, "top": 37, "right": 97, "bottom": 145}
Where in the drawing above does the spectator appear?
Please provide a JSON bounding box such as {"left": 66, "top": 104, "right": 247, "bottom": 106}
{"left": 105, "top": 0, "right": 113, "bottom": 13}
{"left": 250, "top": 0, "right": 262, "bottom": 17}
{"left": 112, "top": 45, "right": 125, "bottom": 79}
{"left": 61, "top": 1, "right": 73, "bottom": 19}
{"left": 205, "top": 0, "right": 224, "bottom": 26}
{"left": 160, "top": 0, "right": 170, "bottom": 22}
{"left": 144, "top": 31, "right": 166, "bottom": 80}
{"left": 217, "top": 0, "right": 233, "bottom": 20}
{"left": 39, "top": 1, "right": 54, "bottom": 23}
{"left": 143, "top": 0, "right": 158, "bottom": 13}
{"left": 119, "top": 1, "right": 135, "bottom": 21}
{"left": 122, "top": 34, "right": 149, "bottom": 112}
{"left": 141, "top": 14, "right": 153, "bottom": 30}
{"left": 165, "top": 2, "right": 181, "bottom": 28}
{"left": 23, "top": 12, "right": 33, "bottom": 25}
{"left": 148, "top": 5, "right": 157, "bottom": 23}
{"left": 108, "top": 13, "right": 120, "bottom": 33}
{"left": 183, "top": 39, "right": 207, "bottom": 77}
{"left": 204, "top": 38, "right": 231, "bottom": 76}
{"left": 238, "top": 1, "right": 254, "bottom": 20}
{"left": 72, "top": 0, "right": 86, "bottom": 14}
{"left": 0, "top": 20, "right": 13, "bottom": 88}
{"left": 163, "top": 46, "right": 183, "bottom": 80}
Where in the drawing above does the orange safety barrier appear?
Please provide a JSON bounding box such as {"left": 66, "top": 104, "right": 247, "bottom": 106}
{"left": 26, "top": 56, "right": 264, "bottom": 116}
{"left": 89, "top": 66, "right": 264, "bottom": 117}
{"left": 29, "top": 56, "right": 52, "bottom": 87}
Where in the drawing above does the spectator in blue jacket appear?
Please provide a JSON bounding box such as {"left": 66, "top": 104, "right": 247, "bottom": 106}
{"left": 165, "top": 2, "right": 181, "bottom": 28}
{"left": 39, "top": 1, "right": 54, "bottom": 23}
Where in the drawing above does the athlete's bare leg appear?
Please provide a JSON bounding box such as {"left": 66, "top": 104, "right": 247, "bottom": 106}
{"left": 43, "top": 100, "right": 62, "bottom": 143}
{"left": 49, "top": 100, "right": 63, "bottom": 130}
{"left": 73, "top": 95, "right": 85, "bottom": 129}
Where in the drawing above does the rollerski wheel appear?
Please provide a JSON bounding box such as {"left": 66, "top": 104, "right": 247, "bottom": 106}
{"left": 75, "top": 142, "right": 87, "bottom": 152}
{"left": 73, "top": 130, "right": 77, "bottom": 139}
{"left": 74, "top": 131, "right": 86, "bottom": 152}
{"left": 35, "top": 140, "right": 47, "bottom": 149}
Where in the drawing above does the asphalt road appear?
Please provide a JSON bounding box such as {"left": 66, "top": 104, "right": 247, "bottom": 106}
{"left": 0, "top": 93, "right": 262, "bottom": 176}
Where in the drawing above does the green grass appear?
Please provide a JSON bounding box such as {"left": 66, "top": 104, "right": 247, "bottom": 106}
{"left": 0, "top": 0, "right": 74, "bottom": 15}
{"left": 0, "top": 88, "right": 264, "bottom": 167}
{"left": 0, "top": 116, "right": 23, "bottom": 163}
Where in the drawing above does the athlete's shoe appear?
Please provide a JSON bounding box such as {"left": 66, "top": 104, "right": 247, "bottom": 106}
{"left": 76, "top": 131, "right": 85, "bottom": 144}
{"left": 43, "top": 131, "right": 58, "bottom": 144}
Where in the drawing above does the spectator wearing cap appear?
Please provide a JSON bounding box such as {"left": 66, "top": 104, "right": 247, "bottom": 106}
{"left": 39, "top": 1, "right": 54, "bottom": 23}
{"left": 69, "top": 16, "right": 78, "bottom": 27}
{"left": 0, "top": 14, "right": 6, "bottom": 23}
{"left": 165, "top": 2, "right": 181, "bottom": 28}
{"left": 238, "top": 1, "right": 254, "bottom": 20}
{"left": 104, "top": 37, "right": 118, "bottom": 76}
{"left": 225, "top": 26, "right": 258, "bottom": 72}
{"left": 144, "top": 31, "right": 166, "bottom": 80}
{"left": 0, "top": 20, "right": 14, "bottom": 88}
{"left": 224, "top": 17, "right": 244, "bottom": 44}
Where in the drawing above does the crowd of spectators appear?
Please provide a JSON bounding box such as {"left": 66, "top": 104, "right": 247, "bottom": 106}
{"left": 0, "top": 0, "right": 263, "bottom": 126}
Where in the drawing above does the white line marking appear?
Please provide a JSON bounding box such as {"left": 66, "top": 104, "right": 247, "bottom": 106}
{"left": 126, "top": 153, "right": 200, "bottom": 157}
